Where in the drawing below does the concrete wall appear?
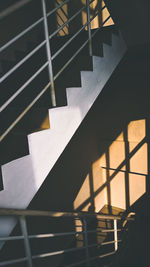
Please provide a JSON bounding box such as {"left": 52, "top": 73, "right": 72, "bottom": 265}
{"left": 28, "top": 48, "right": 150, "bottom": 214}
{"left": 53, "top": 0, "right": 114, "bottom": 36}
{"left": 101, "top": 119, "right": 147, "bottom": 210}
{"left": 104, "top": 0, "right": 150, "bottom": 46}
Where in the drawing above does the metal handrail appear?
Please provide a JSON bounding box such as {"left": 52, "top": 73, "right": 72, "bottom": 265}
{"left": 0, "top": 0, "right": 112, "bottom": 142}
{"left": 47, "top": 0, "right": 70, "bottom": 18}
{"left": 0, "top": 207, "right": 125, "bottom": 219}
{"left": 0, "top": 79, "right": 51, "bottom": 142}
{"left": 0, "top": 0, "right": 31, "bottom": 20}
{"left": 0, "top": 61, "right": 48, "bottom": 113}
{"left": 0, "top": 0, "right": 94, "bottom": 82}
{"left": 0, "top": 208, "right": 135, "bottom": 267}
{"left": 52, "top": 10, "right": 99, "bottom": 60}
{"left": 0, "top": 40, "right": 46, "bottom": 83}
{"left": 0, "top": 17, "right": 44, "bottom": 53}
{"left": 49, "top": 5, "right": 87, "bottom": 39}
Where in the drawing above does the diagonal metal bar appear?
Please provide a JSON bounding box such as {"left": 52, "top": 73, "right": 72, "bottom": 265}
{"left": 19, "top": 216, "right": 33, "bottom": 267}
{"left": 0, "top": 61, "right": 49, "bottom": 113}
{"left": 0, "top": 40, "right": 46, "bottom": 83}
{"left": 0, "top": 17, "right": 44, "bottom": 53}
{"left": 41, "top": 0, "right": 56, "bottom": 107}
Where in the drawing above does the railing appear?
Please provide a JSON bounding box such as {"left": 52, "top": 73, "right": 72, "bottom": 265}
{"left": 0, "top": 0, "right": 32, "bottom": 20}
{"left": 0, "top": 0, "right": 111, "bottom": 142}
{"left": 0, "top": 208, "right": 135, "bottom": 267}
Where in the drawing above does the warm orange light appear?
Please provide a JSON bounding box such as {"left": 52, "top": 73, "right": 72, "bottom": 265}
{"left": 74, "top": 119, "right": 147, "bottom": 215}
{"left": 74, "top": 173, "right": 91, "bottom": 211}
{"left": 55, "top": 0, "right": 114, "bottom": 36}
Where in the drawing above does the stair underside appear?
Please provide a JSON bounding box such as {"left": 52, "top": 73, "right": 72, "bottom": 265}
{"left": 0, "top": 29, "right": 126, "bottom": 239}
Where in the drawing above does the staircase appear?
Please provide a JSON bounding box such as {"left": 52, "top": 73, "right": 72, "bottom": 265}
{"left": 0, "top": 207, "right": 134, "bottom": 267}
{"left": 1, "top": 0, "right": 150, "bottom": 266}
{"left": 0, "top": 0, "right": 127, "bottom": 243}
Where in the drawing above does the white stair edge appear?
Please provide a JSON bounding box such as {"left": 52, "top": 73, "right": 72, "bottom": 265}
{"left": 0, "top": 31, "right": 127, "bottom": 240}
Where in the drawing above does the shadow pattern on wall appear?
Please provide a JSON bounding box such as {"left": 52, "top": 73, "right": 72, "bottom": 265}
{"left": 26, "top": 46, "right": 150, "bottom": 215}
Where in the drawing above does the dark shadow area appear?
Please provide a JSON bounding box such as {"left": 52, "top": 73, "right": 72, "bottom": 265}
{"left": 104, "top": 0, "right": 150, "bottom": 46}
{"left": 1, "top": 1, "right": 150, "bottom": 265}
{"left": 1, "top": 43, "right": 150, "bottom": 265}
{"left": 26, "top": 46, "right": 150, "bottom": 265}
{"left": 0, "top": 25, "right": 113, "bottom": 189}
{"left": 0, "top": 1, "right": 19, "bottom": 12}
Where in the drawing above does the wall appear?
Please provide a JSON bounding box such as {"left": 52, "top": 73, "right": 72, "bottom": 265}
{"left": 53, "top": 0, "right": 114, "bottom": 36}
{"left": 1, "top": 34, "right": 150, "bottom": 266}
{"left": 29, "top": 48, "right": 150, "bottom": 214}
{"left": 104, "top": 0, "right": 150, "bottom": 46}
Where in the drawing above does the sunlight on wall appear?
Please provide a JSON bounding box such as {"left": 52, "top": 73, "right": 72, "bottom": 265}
{"left": 102, "top": 119, "right": 147, "bottom": 209}
{"left": 55, "top": 0, "right": 69, "bottom": 36}
{"left": 128, "top": 120, "right": 146, "bottom": 143}
{"left": 129, "top": 143, "right": 147, "bottom": 174}
{"left": 128, "top": 120, "right": 147, "bottom": 205}
{"left": 40, "top": 115, "right": 50, "bottom": 130}
{"left": 90, "top": 0, "right": 100, "bottom": 29}
{"left": 109, "top": 139, "right": 126, "bottom": 171}
{"left": 75, "top": 219, "right": 84, "bottom": 248}
{"left": 129, "top": 173, "right": 146, "bottom": 206}
{"left": 92, "top": 159, "right": 107, "bottom": 212}
{"left": 101, "top": 0, "right": 114, "bottom": 27}
{"left": 110, "top": 170, "right": 126, "bottom": 210}
{"left": 74, "top": 159, "right": 107, "bottom": 213}
{"left": 74, "top": 173, "right": 91, "bottom": 212}
{"left": 55, "top": 0, "right": 114, "bottom": 36}
{"left": 74, "top": 119, "right": 147, "bottom": 216}
{"left": 94, "top": 187, "right": 107, "bottom": 212}
{"left": 89, "top": 0, "right": 114, "bottom": 29}
{"left": 100, "top": 141, "right": 126, "bottom": 209}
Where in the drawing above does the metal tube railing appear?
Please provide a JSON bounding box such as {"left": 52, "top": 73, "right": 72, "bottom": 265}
{"left": 49, "top": 5, "right": 87, "bottom": 39}
{"left": 86, "top": 0, "right": 92, "bottom": 56}
{"left": 0, "top": 0, "right": 112, "bottom": 141}
{"left": 52, "top": 8, "right": 100, "bottom": 60}
{"left": 114, "top": 219, "right": 118, "bottom": 251}
{"left": 0, "top": 208, "right": 124, "bottom": 219}
{"left": 55, "top": 0, "right": 68, "bottom": 18}
{"left": 47, "top": 0, "right": 70, "bottom": 18}
{"left": 53, "top": 9, "right": 109, "bottom": 81}
{"left": 32, "top": 246, "right": 86, "bottom": 259}
{"left": 29, "top": 231, "right": 84, "bottom": 239}
{"left": 0, "top": 40, "right": 46, "bottom": 83}
{"left": 0, "top": 61, "right": 49, "bottom": 113}
{"left": 0, "top": 5, "right": 107, "bottom": 84}
{"left": 57, "top": 21, "right": 68, "bottom": 35}
{"left": 41, "top": 0, "right": 56, "bottom": 107}
{"left": 0, "top": 80, "right": 51, "bottom": 142}
{"left": 0, "top": 0, "right": 71, "bottom": 53}
{"left": 83, "top": 218, "right": 90, "bottom": 267}
{"left": 0, "top": 0, "right": 31, "bottom": 20}
{"left": 0, "top": 257, "right": 28, "bottom": 267}
{"left": 89, "top": 251, "right": 116, "bottom": 261}
{"left": 0, "top": 208, "right": 135, "bottom": 267}
{"left": 56, "top": 10, "right": 68, "bottom": 27}
{"left": 0, "top": 17, "right": 44, "bottom": 53}
{"left": 19, "top": 216, "right": 33, "bottom": 267}
{"left": 49, "top": 0, "right": 95, "bottom": 40}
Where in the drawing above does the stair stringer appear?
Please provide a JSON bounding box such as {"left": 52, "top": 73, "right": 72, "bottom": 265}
{"left": 0, "top": 31, "right": 127, "bottom": 239}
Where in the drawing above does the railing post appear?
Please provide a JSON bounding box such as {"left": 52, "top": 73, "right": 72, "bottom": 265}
{"left": 86, "top": 0, "right": 92, "bottom": 56}
{"left": 41, "top": 0, "right": 56, "bottom": 107}
{"left": 83, "top": 218, "right": 90, "bottom": 267}
{"left": 113, "top": 219, "right": 118, "bottom": 251}
{"left": 19, "top": 216, "right": 33, "bottom": 267}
